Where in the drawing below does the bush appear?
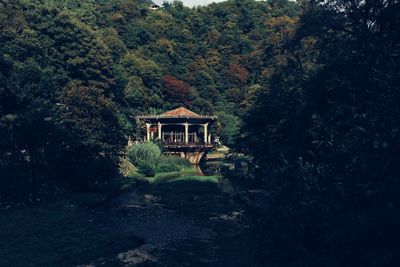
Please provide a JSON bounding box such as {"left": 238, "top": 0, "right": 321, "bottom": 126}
{"left": 126, "top": 144, "right": 193, "bottom": 178}
{"left": 126, "top": 142, "right": 161, "bottom": 177}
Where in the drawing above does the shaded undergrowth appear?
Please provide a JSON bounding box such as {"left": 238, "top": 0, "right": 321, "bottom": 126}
{"left": 0, "top": 193, "right": 143, "bottom": 267}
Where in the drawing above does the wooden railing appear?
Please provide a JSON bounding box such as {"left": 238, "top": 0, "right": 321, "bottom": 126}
{"left": 163, "top": 141, "right": 214, "bottom": 146}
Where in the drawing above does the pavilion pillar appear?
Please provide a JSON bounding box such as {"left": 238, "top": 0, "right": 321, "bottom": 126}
{"left": 204, "top": 123, "right": 208, "bottom": 144}
{"left": 146, "top": 123, "right": 151, "bottom": 141}
{"left": 184, "top": 123, "right": 189, "bottom": 144}
{"left": 208, "top": 125, "right": 212, "bottom": 144}
{"left": 158, "top": 122, "right": 162, "bottom": 140}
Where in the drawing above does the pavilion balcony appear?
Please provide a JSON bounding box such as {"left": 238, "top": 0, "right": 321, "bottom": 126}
{"left": 162, "top": 132, "right": 214, "bottom": 147}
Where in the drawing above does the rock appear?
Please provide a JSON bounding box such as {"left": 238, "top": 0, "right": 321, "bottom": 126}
{"left": 117, "top": 245, "right": 157, "bottom": 266}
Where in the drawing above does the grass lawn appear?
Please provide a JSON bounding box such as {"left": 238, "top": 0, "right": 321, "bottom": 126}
{"left": 0, "top": 193, "right": 143, "bottom": 267}
{"left": 171, "top": 175, "right": 220, "bottom": 183}
{"left": 146, "top": 167, "right": 198, "bottom": 184}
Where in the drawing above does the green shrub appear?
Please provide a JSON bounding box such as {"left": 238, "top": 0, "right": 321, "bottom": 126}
{"left": 126, "top": 145, "right": 193, "bottom": 178}
{"left": 127, "top": 142, "right": 161, "bottom": 166}
{"left": 127, "top": 142, "right": 161, "bottom": 176}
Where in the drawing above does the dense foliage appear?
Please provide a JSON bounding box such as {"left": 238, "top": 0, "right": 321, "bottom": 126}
{"left": 240, "top": 0, "right": 400, "bottom": 266}
{"left": 0, "top": 0, "right": 300, "bottom": 204}
{"left": 0, "top": 0, "right": 126, "bottom": 201}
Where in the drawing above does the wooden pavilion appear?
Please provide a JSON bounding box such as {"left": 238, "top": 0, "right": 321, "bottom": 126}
{"left": 136, "top": 107, "right": 216, "bottom": 163}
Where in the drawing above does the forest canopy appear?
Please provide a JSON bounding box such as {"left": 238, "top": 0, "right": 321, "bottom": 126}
{"left": 0, "top": 0, "right": 301, "bottom": 198}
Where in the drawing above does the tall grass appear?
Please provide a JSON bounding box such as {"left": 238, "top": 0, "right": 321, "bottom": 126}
{"left": 156, "top": 155, "right": 192, "bottom": 173}
{"left": 126, "top": 142, "right": 161, "bottom": 176}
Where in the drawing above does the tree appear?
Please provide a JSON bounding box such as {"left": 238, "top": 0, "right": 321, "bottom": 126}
{"left": 240, "top": 0, "right": 400, "bottom": 266}
{"left": 119, "top": 52, "right": 163, "bottom": 111}
{"left": 55, "top": 82, "right": 125, "bottom": 188}
{"left": 227, "top": 63, "right": 249, "bottom": 86}
{"left": 162, "top": 75, "right": 197, "bottom": 107}
{"left": 43, "top": 0, "right": 100, "bottom": 27}
{"left": 216, "top": 111, "right": 240, "bottom": 147}
{"left": 0, "top": 0, "right": 125, "bottom": 199}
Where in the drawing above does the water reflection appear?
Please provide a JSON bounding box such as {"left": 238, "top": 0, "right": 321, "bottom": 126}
{"left": 200, "top": 161, "right": 235, "bottom": 176}
{"left": 198, "top": 159, "right": 253, "bottom": 194}
{"left": 200, "top": 159, "right": 249, "bottom": 177}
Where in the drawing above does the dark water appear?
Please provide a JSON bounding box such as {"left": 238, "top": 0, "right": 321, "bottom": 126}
{"left": 201, "top": 158, "right": 250, "bottom": 176}
{"left": 199, "top": 158, "right": 255, "bottom": 194}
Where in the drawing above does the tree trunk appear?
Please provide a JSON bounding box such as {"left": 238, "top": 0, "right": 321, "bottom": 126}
{"left": 28, "top": 151, "right": 38, "bottom": 201}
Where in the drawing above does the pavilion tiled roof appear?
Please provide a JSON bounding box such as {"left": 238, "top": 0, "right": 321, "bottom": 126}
{"left": 136, "top": 106, "right": 215, "bottom": 120}
{"left": 160, "top": 107, "right": 200, "bottom": 118}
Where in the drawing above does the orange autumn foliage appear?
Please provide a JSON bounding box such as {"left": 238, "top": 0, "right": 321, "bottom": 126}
{"left": 227, "top": 63, "right": 249, "bottom": 85}
{"left": 162, "top": 75, "right": 196, "bottom": 106}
